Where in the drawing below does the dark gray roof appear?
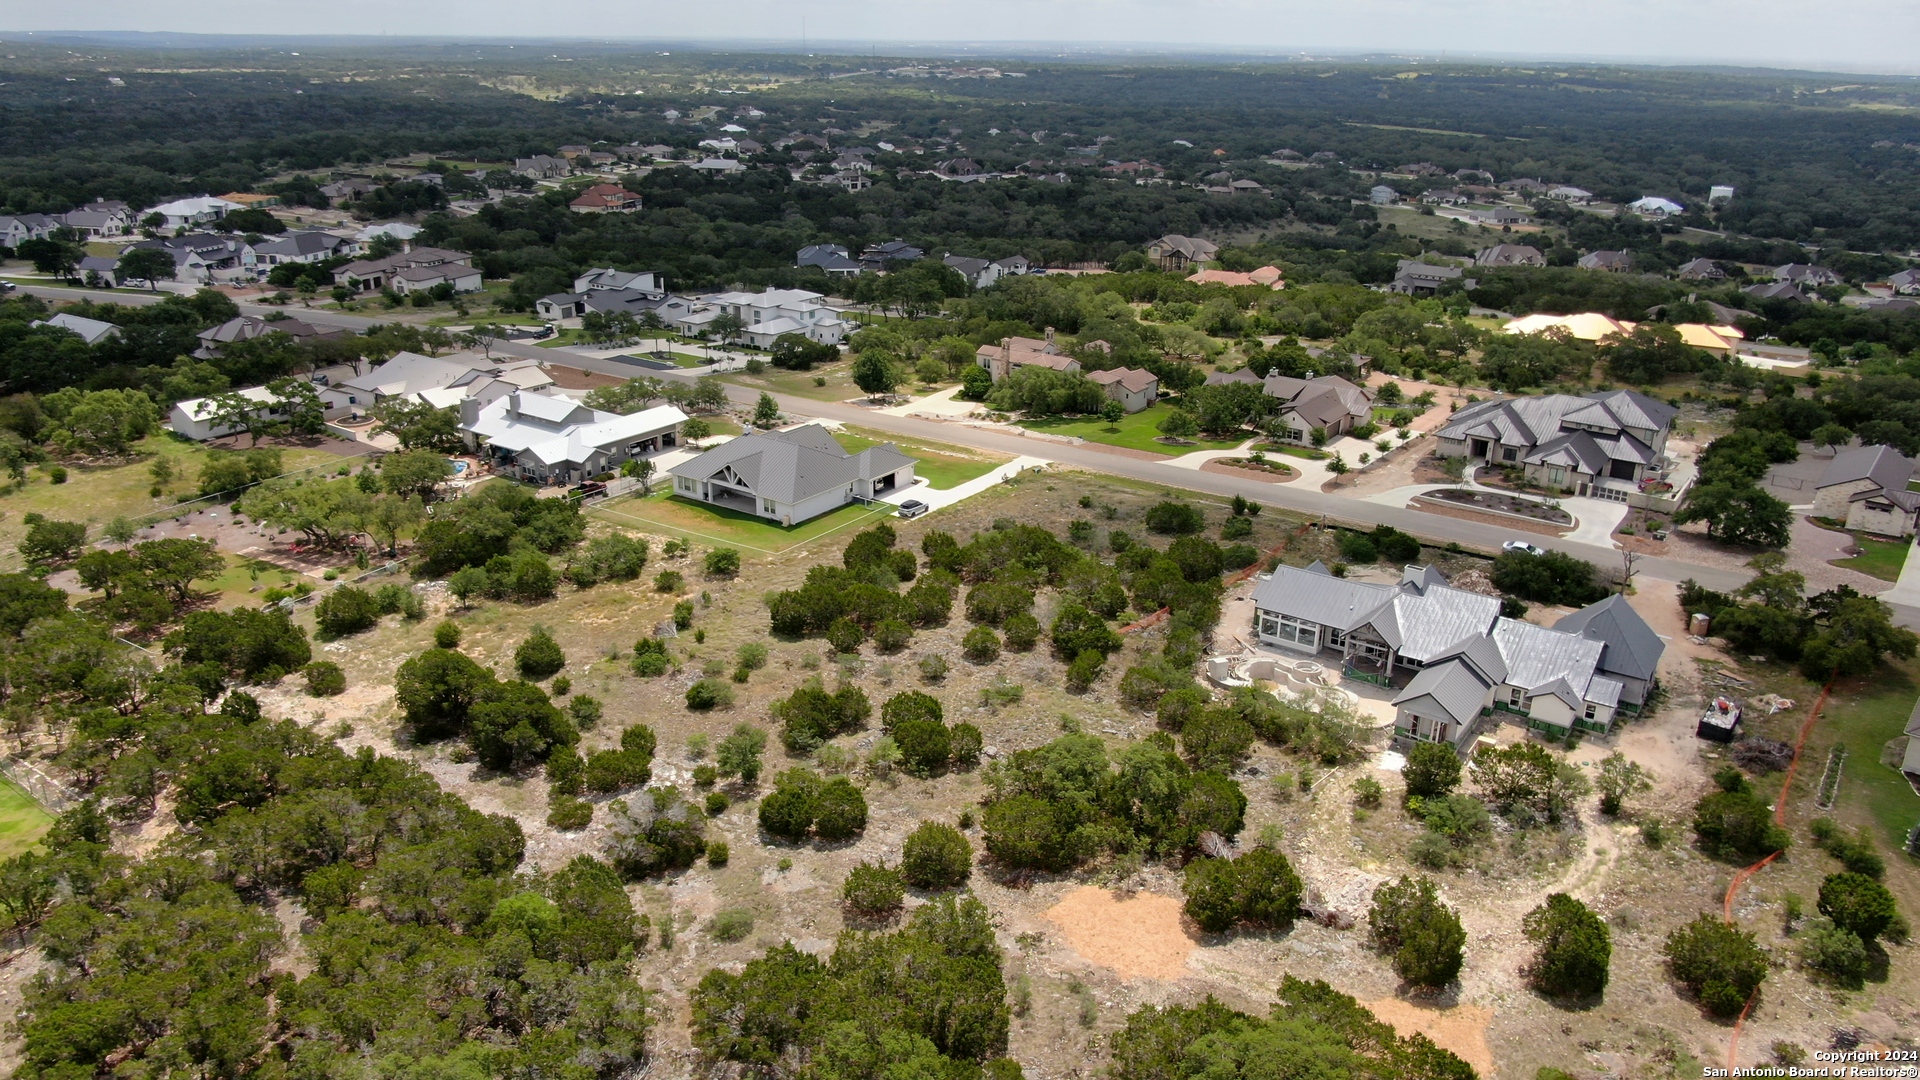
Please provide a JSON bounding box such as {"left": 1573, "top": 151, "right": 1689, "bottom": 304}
{"left": 1554, "top": 594, "right": 1664, "bottom": 683}
{"left": 1818, "top": 444, "right": 1916, "bottom": 495}
{"left": 1392, "top": 660, "right": 1493, "bottom": 727}
{"left": 667, "top": 424, "right": 914, "bottom": 504}
{"left": 1438, "top": 389, "right": 1673, "bottom": 453}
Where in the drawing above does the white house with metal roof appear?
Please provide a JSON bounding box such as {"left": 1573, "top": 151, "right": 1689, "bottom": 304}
{"left": 667, "top": 424, "right": 916, "bottom": 525}
{"left": 1249, "top": 562, "right": 1662, "bottom": 750}
{"left": 462, "top": 392, "right": 687, "bottom": 485}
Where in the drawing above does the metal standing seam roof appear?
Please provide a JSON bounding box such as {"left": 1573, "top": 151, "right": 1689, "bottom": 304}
{"left": 1818, "top": 444, "right": 1916, "bottom": 493}
{"left": 1386, "top": 586, "right": 1502, "bottom": 662}
{"left": 1492, "top": 617, "right": 1607, "bottom": 709}
{"left": 1249, "top": 565, "right": 1396, "bottom": 633}
{"left": 1392, "top": 660, "right": 1495, "bottom": 727}
{"left": 1553, "top": 594, "right": 1666, "bottom": 683}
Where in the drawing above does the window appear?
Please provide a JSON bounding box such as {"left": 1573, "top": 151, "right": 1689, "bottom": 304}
{"left": 1584, "top": 702, "right": 1599, "bottom": 721}
{"left": 1507, "top": 687, "right": 1529, "bottom": 711}
{"left": 1547, "top": 466, "right": 1567, "bottom": 486}
{"left": 1501, "top": 447, "right": 1518, "bottom": 462}
{"left": 1325, "top": 628, "right": 1348, "bottom": 648}
{"left": 1260, "top": 612, "right": 1318, "bottom": 648}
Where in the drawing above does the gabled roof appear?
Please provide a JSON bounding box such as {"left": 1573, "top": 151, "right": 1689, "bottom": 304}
{"left": 667, "top": 424, "right": 914, "bottom": 504}
{"left": 1392, "top": 660, "right": 1494, "bottom": 728}
{"left": 468, "top": 394, "right": 687, "bottom": 467}
{"left": 1087, "top": 367, "right": 1158, "bottom": 393}
{"left": 33, "top": 312, "right": 120, "bottom": 344}
{"left": 1817, "top": 444, "right": 1916, "bottom": 495}
{"left": 1250, "top": 564, "right": 1394, "bottom": 633}
{"left": 1554, "top": 594, "right": 1664, "bottom": 683}
{"left": 1492, "top": 617, "right": 1606, "bottom": 710}
{"left": 1377, "top": 586, "right": 1503, "bottom": 663}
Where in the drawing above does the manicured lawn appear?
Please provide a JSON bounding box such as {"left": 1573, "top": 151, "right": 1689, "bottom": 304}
{"left": 834, "top": 427, "right": 1009, "bottom": 490}
{"left": 1832, "top": 535, "right": 1911, "bottom": 582}
{"left": 592, "top": 492, "right": 893, "bottom": 554}
{"left": 1021, "top": 405, "right": 1245, "bottom": 455}
{"left": 0, "top": 777, "right": 53, "bottom": 860}
{"left": 1271, "top": 444, "right": 1331, "bottom": 460}
{"left": 201, "top": 553, "right": 309, "bottom": 611}
{"left": 1809, "top": 667, "right": 1920, "bottom": 848}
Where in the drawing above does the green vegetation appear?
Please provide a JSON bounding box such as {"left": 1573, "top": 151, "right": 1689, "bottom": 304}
{"left": 1832, "top": 536, "right": 1910, "bottom": 582}
{"left": 1665, "top": 914, "right": 1769, "bottom": 1017}
{"left": 1368, "top": 876, "right": 1467, "bottom": 989}
{"left": 0, "top": 778, "right": 52, "bottom": 860}
{"left": 1522, "top": 894, "right": 1612, "bottom": 999}
{"left": 1022, "top": 406, "right": 1245, "bottom": 455}
{"left": 597, "top": 492, "right": 891, "bottom": 555}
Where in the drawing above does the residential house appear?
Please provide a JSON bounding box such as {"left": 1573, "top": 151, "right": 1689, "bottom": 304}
{"left": 1548, "top": 186, "right": 1594, "bottom": 203}
{"left": 943, "top": 253, "right": 1031, "bottom": 289}
{"left": 337, "top": 247, "right": 480, "bottom": 294}
{"left": 569, "top": 184, "right": 642, "bottom": 213}
{"left": 60, "top": 199, "right": 133, "bottom": 237}
{"left": 1745, "top": 281, "right": 1812, "bottom": 303}
{"left": 1473, "top": 206, "right": 1532, "bottom": 227}
{"left": 462, "top": 391, "right": 687, "bottom": 485}
{"left": 1369, "top": 185, "right": 1399, "bottom": 205}
{"left": 861, "top": 240, "right": 925, "bottom": 268}
{"left": 798, "top": 244, "right": 864, "bottom": 276}
{"left": 1261, "top": 374, "right": 1374, "bottom": 443}
{"left": 32, "top": 312, "right": 122, "bottom": 346}
{"left": 1886, "top": 269, "right": 1920, "bottom": 295}
{"left": 535, "top": 268, "right": 669, "bottom": 321}
{"left": 701, "top": 288, "right": 851, "bottom": 348}
{"left": 1086, "top": 367, "right": 1159, "bottom": 413}
{"left": 976, "top": 334, "right": 1082, "bottom": 381}
{"left": 1419, "top": 189, "right": 1468, "bottom": 206}
{"left": 575, "top": 268, "right": 664, "bottom": 296}
{"left": 1578, "top": 250, "right": 1634, "bottom": 273}
{"left": 556, "top": 145, "right": 592, "bottom": 160}
{"left": 124, "top": 233, "right": 256, "bottom": 285}
{"left": 145, "top": 196, "right": 241, "bottom": 230}
{"left": 354, "top": 222, "right": 421, "bottom": 247}
{"left": 1499, "top": 178, "right": 1549, "bottom": 194}
{"left": 1433, "top": 388, "right": 1677, "bottom": 501}
{"left": 1710, "top": 185, "right": 1736, "bottom": 202}
{"left": 1775, "top": 263, "right": 1843, "bottom": 288}
{"left": 514, "top": 156, "right": 572, "bottom": 180}
{"left": 320, "top": 180, "right": 375, "bottom": 202}
{"left": 1811, "top": 444, "right": 1920, "bottom": 538}
{"left": 1552, "top": 594, "right": 1664, "bottom": 711}
{"left": 1629, "top": 196, "right": 1684, "bottom": 218}
{"left": 1249, "top": 562, "right": 1657, "bottom": 749}
{"left": 0, "top": 215, "right": 59, "bottom": 249}
{"left": 326, "top": 351, "right": 553, "bottom": 413}
{"left": 1671, "top": 323, "right": 1743, "bottom": 355}
{"left": 219, "top": 192, "right": 280, "bottom": 209}
{"left": 1475, "top": 244, "right": 1545, "bottom": 267}
{"left": 1229, "top": 180, "right": 1269, "bottom": 196}
{"left": 251, "top": 230, "right": 355, "bottom": 268}
{"left": 1676, "top": 258, "right": 1726, "bottom": 281}
{"left": 1146, "top": 234, "right": 1219, "bottom": 272}
{"left": 667, "top": 424, "right": 918, "bottom": 525}
{"left": 1387, "top": 260, "right": 1473, "bottom": 296}
{"left": 688, "top": 158, "right": 745, "bottom": 174}
{"left": 1186, "top": 266, "right": 1285, "bottom": 289}
{"left": 169, "top": 385, "right": 297, "bottom": 441}
{"left": 193, "top": 315, "right": 343, "bottom": 359}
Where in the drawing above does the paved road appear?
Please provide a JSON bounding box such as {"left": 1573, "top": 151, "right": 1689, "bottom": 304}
{"left": 20, "top": 283, "right": 1751, "bottom": 591}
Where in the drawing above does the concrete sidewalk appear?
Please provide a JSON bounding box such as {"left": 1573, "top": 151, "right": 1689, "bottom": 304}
{"left": 1879, "top": 538, "right": 1920, "bottom": 606}
{"left": 874, "top": 455, "right": 1053, "bottom": 514}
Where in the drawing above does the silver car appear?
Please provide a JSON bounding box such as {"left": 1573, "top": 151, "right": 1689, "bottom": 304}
{"left": 896, "top": 499, "right": 930, "bottom": 519}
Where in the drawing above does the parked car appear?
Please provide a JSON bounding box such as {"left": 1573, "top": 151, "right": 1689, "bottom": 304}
{"left": 896, "top": 499, "right": 930, "bottom": 519}
{"left": 1501, "top": 540, "right": 1547, "bottom": 557}
{"left": 0, "top": 280, "right": 15, "bottom": 293}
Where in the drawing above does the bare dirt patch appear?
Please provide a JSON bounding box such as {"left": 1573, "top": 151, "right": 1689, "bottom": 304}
{"left": 1365, "top": 997, "right": 1495, "bottom": 1077}
{"left": 1043, "top": 886, "right": 1197, "bottom": 981}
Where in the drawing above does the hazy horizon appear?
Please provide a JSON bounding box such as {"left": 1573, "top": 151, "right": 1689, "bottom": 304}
{"left": 4, "top": 0, "right": 1919, "bottom": 78}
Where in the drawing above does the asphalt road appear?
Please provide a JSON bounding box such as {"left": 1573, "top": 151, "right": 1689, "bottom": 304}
{"left": 20, "top": 282, "right": 1754, "bottom": 592}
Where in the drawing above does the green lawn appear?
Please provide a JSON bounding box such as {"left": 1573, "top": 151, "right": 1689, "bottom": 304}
{"left": 834, "top": 427, "right": 1008, "bottom": 490}
{"left": 1021, "top": 405, "right": 1246, "bottom": 456}
{"left": 591, "top": 492, "right": 893, "bottom": 555}
{"left": 1809, "top": 668, "right": 1920, "bottom": 848}
{"left": 0, "top": 777, "right": 53, "bottom": 860}
{"left": 1832, "top": 536, "right": 1912, "bottom": 582}
{"left": 1271, "top": 444, "right": 1331, "bottom": 461}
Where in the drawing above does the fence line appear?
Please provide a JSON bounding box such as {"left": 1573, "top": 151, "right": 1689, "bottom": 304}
{"left": 1, "top": 757, "right": 77, "bottom": 813}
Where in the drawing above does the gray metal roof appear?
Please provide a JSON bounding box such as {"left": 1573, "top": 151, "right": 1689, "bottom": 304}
{"left": 1385, "top": 586, "right": 1502, "bottom": 663}
{"left": 1250, "top": 565, "right": 1394, "bottom": 633}
{"left": 1493, "top": 617, "right": 1606, "bottom": 709}
{"left": 1392, "top": 660, "right": 1493, "bottom": 727}
{"left": 1431, "top": 632, "right": 1509, "bottom": 685}
{"left": 1553, "top": 594, "right": 1664, "bottom": 683}
{"left": 667, "top": 424, "right": 913, "bottom": 505}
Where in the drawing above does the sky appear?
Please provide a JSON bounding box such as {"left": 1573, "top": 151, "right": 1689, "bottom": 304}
{"left": 8, "top": 0, "right": 1920, "bottom": 76}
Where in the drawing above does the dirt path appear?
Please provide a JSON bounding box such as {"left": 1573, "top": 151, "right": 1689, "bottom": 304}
{"left": 1042, "top": 886, "right": 1197, "bottom": 981}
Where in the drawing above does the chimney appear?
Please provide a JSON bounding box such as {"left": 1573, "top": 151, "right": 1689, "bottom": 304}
{"left": 507, "top": 391, "right": 520, "bottom": 419}
{"left": 1044, "top": 326, "right": 1055, "bottom": 349}
{"left": 991, "top": 339, "right": 1011, "bottom": 384}
{"left": 459, "top": 396, "right": 481, "bottom": 429}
